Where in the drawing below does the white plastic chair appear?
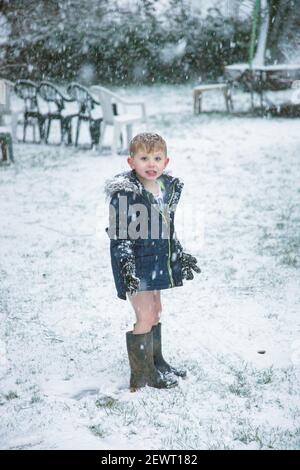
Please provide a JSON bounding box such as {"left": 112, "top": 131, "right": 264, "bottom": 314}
{"left": 90, "top": 85, "right": 147, "bottom": 154}
{"left": 0, "top": 79, "right": 19, "bottom": 143}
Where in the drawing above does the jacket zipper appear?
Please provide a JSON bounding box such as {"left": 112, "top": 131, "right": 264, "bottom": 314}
{"left": 144, "top": 179, "right": 177, "bottom": 288}
{"left": 166, "top": 184, "right": 175, "bottom": 287}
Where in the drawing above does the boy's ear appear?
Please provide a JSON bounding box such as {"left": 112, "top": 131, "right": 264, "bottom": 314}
{"left": 164, "top": 157, "right": 170, "bottom": 168}
{"left": 127, "top": 156, "right": 134, "bottom": 169}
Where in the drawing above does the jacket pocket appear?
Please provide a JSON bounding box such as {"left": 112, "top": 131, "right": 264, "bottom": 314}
{"left": 134, "top": 239, "right": 168, "bottom": 257}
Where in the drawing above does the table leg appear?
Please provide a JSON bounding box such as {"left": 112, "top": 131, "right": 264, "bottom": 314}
{"left": 198, "top": 93, "right": 202, "bottom": 113}
{"left": 224, "top": 87, "right": 230, "bottom": 112}
{"left": 193, "top": 91, "right": 198, "bottom": 114}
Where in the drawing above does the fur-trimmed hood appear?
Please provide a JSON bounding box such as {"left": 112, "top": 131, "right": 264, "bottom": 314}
{"left": 104, "top": 170, "right": 184, "bottom": 206}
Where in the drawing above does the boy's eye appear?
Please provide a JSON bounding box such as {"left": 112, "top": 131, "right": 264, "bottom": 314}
{"left": 139, "top": 155, "right": 162, "bottom": 161}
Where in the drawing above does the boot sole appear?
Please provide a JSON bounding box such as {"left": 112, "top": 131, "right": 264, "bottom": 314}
{"left": 130, "top": 381, "right": 178, "bottom": 392}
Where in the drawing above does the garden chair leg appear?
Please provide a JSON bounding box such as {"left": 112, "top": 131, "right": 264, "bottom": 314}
{"left": 75, "top": 118, "right": 81, "bottom": 146}
{"left": 89, "top": 119, "right": 102, "bottom": 149}
{"left": 60, "top": 118, "right": 66, "bottom": 144}
{"left": 126, "top": 124, "right": 133, "bottom": 148}
{"left": 68, "top": 117, "right": 73, "bottom": 145}
{"left": 8, "top": 134, "right": 14, "bottom": 162}
{"left": 38, "top": 116, "right": 45, "bottom": 142}
{"left": 97, "top": 122, "right": 106, "bottom": 152}
{"left": 112, "top": 122, "right": 121, "bottom": 155}
{"left": 11, "top": 112, "right": 18, "bottom": 143}
{"left": 46, "top": 118, "right": 51, "bottom": 144}
{"left": 23, "top": 119, "right": 27, "bottom": 142}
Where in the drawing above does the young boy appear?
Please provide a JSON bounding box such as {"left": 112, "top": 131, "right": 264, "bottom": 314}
{"left": 105, "top": 133, "right": 200, "bottom": 391}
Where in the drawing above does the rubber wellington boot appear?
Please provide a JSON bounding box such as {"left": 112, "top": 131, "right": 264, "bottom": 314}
{"left": 126, "top": 330, "right": 178, "bottom": 391}
{"left": 152, "top": 323, "right": 187, "bottom": 378}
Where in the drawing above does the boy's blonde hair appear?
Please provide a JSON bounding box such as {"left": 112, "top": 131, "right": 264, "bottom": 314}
{"left": 129, "top": 133, "right": 167, "bottom": 157}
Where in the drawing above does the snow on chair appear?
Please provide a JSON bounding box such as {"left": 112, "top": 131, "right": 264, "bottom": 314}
{"left": 90, "top": 85, "right": 147, "bottom": 155}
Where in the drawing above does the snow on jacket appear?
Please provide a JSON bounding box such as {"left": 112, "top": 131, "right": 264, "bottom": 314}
{"left": 104, "top": 169, "right": 184, "bottom": 300}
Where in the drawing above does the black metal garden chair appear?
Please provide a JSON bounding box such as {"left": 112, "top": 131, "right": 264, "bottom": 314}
{"left": 67, "top": 82, "right": 103, "bottom": 148}
{"left": 14, "top": 79, "right": 46, "bottom": 143}
{"left": 38, "top": 81, "right": 77, "bottom": 145}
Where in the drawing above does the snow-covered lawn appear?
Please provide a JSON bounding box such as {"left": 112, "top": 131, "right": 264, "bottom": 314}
{"left": 1, "top": 84, "right": 300, "bottom": 450}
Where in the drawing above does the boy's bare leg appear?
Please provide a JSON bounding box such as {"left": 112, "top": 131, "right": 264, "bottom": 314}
{"left": 127, "top": 291, "right": 160, "bottom": 334}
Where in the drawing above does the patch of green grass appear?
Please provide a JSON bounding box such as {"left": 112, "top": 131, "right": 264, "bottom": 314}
{"left": 256, "top": 366, "right": 274, "bottom": 385}
{"left": 229, "top": 367, "right": 252, "bottom": 398}
{"left": 280, "top": 252, "right": 298, "bottom": 267}
{"left": 95, "top": 396, "right": 138, "bottom": 427}
{"left": 30, "top": 395, "right": 42, "bottom": 404}
{"left": 95, "top": 395, "right": 118, "bottom": 409}
{"left": 233, "top": 421, "right": 300, "bottom": 449}
{"left": 89, "top": 424, "right": 105, "bottom": 438}
{"left": 5, "top": 391, "right": 19, "bottom": 401}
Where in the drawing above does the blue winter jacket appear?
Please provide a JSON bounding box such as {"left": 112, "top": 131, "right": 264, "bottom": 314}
{"left": 105, "top": 169, "right": 184, "bottom": 300}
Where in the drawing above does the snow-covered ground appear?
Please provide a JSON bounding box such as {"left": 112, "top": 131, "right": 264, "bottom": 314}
{"left": 1, "top": 84, "right": 300, "bottom": 450}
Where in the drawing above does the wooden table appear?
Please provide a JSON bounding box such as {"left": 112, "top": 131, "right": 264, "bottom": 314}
{"left": 193, "top": 83, "right": 233, "bottom": 114}
{"left": 224, "top": 63, "right": 300, "bottom": 110}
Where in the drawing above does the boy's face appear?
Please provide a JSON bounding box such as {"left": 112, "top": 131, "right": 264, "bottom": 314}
{"left": 127, "top": 147, "right": 169, "bottom": 182}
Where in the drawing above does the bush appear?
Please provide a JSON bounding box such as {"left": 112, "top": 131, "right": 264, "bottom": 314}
{"left": 1, "top": 0, "right": 251, "bottom": 85}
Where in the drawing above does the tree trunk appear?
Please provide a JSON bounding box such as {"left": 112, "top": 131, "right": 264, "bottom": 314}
{"left": 267, "top": 0, "right": 291, "bottom": 62}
